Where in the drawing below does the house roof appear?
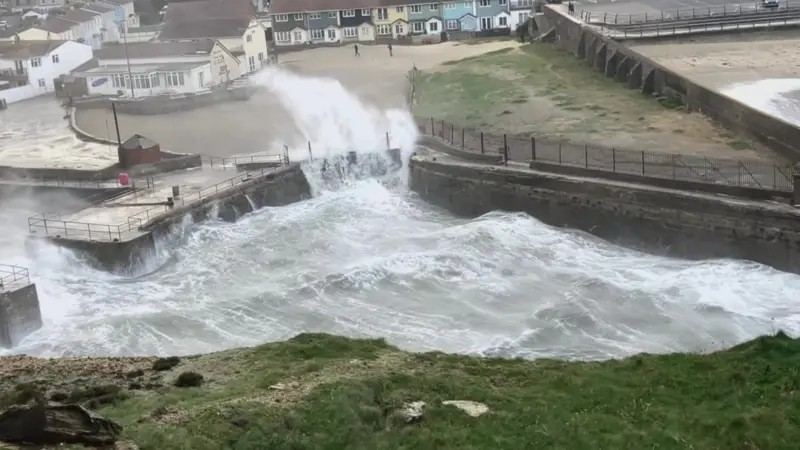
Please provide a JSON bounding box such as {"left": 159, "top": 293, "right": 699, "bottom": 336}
{"left": 269, "top": 0, "right": 429, "bottom": 14}
{"left": 0, "top": 40, "right": 66, "bottom": 59}
{"left": 158, "top": 0, "right": 255, "bottom": 40}
{"left": 95, "top": 40, "right": 216, "bottom": 59}
{"left": 81, "top": 4, "right": 114, "bottom": 14}
{"left": 35, "top": 17, "right": 76, "bottom": 34}
{"left": 121, "top": 134, "right": 159, "bottom": 150}
{"left": 61, "top": 9, "right": 100, "bottom": 24}
{"left": 96, "top": 0, "right": 134, "bottom": 6}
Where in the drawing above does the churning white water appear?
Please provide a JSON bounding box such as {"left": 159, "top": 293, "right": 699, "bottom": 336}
{"left": 722, "top": 78, "right": 800, "bottom": 126}
{"left": 1, "top": 69, "right": 800, "bottom": 360}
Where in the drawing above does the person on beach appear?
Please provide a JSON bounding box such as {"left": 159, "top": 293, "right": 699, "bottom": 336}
{"left": 388, "top": 43, "right": 393, "bottom": 57}
{"left": 354, "top": 44, "right": 360, "bottom": 56}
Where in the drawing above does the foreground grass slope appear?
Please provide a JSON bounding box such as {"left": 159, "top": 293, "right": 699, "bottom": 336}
{"left": 2, "top": 333, "right": 800, "bottom": 449}
{"left": 414, "top": 43, "right": 776, "bottom": 161}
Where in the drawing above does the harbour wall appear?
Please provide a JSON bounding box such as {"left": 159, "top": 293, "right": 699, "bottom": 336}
{"left": 0, "top": 283, "right": 43, "bottom": 349}
{"left": 409, "top": 155, "right": 800, "bottom": 273}
{"left": 541, "top": 6, "right": 800, "bottom": 161}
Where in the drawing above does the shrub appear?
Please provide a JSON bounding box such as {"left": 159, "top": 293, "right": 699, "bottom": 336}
{"left": 152, "top": 356, "right": 181, "bottom": 371}
{"left": 174, "top": 372, "right": 204, "bottom": 388}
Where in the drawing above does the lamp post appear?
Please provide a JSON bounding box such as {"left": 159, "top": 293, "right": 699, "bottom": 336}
{"left": 116, "top": 16, "right": 134, "bottom": 98}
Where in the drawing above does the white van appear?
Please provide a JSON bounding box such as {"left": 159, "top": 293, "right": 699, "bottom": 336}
{"left": 761, "top": 0, "right": 781, "bottom": 8}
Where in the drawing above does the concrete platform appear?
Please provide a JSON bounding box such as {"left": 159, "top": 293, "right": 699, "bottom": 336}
{"left": 0, "top": 264, "right": 42, "bottom": 349}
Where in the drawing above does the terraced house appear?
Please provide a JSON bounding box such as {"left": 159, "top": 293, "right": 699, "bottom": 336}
{"left": 269, "top": 0, "right": 517, "bottom": 47}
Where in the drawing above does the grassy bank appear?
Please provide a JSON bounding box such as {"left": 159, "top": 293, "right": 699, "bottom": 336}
{"left": 414, "top": 43, "right": 777, "bottom": 161}
{"left": 2, "top": 332, "right": 800, "bottom": 449}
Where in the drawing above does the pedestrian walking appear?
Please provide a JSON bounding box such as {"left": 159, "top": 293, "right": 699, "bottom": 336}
{"left": 568, "top": 1, "right": 575, "bottom": 14}
{"left": 388, "top": 43, "right": 393, "bottom": 57}
{"left": 354, "top": 44, "right": 360, "bottom": 56}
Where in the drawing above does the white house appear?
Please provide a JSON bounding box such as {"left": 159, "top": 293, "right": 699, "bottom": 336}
{"left": 94, "top": 0, "right": 139, "bottom": 30}
{"left": 158, "top": 0, "right": 269, "bottom": 75}
{"left": 0, "top": 40, "right": 93, "bottom": 104}
{"left": 357, "top": 23, "right": 375, "bottom": 42}
{"left": 7, "top": 0, "right": 66, "bottom": 13}
{"left": 60, "top": 9, "right": 103, "bottom": 49}
{"left": 82, "top": 3, "right": 122, "bottom": 43}
{"left": 425, "top": 17, "right": 443, "bottom": 34}
{"left": 74, "top": 40, "right": 241, "bottom": 98}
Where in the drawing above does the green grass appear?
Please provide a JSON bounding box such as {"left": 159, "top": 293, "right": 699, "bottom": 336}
{"left": 33, "top": 331, "right": 793, "bottom": 450}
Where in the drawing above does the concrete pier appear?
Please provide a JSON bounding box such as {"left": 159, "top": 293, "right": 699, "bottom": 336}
{"left": 0, "top": 265, "right": 42, "bottom": 349}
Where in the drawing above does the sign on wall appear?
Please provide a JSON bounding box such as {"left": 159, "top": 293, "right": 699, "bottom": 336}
{"left": 91, "top": 77, "right": 108, "bottom": 87}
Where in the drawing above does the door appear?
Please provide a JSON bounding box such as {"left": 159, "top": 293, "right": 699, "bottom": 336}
{"left": 326, "top": 28, "right": 336, "bottom": 40}
{"left": 480, "top": 16, "right": 492, "bottom": 30}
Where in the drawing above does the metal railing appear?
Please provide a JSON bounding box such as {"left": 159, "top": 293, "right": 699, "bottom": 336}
{"left": 420, "top": 118, "right": 794, "bottom": 192}
{"left": 0, "top": 265, "right": 31, "bottom": 292}
{"left": 606, "top": 15, "right": 800, "bottom": 38}
{"left": 203, "top": 154, "right": 286, "bottom": 169}
{"left": 0, "top": 177, "right": 124, "bottom": 189}
{"left": 582, "top": 1, "right": 800, "bottom": 25}
{"left": 0, "top": 68, "right": 27, "bottom": 77}
{"left": 510, "top": 0, "right": 535, "bottom": 9}
{"left": 27, "top": 162, "right": 289, "bottom": 242}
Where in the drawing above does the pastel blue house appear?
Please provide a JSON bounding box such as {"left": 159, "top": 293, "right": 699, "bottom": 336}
{"left": 442, "top": 1, "right": 476, "bottom": 31}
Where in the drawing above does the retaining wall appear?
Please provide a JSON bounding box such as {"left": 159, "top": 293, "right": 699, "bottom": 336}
{"left": 72, "top": 86, "right": 256, "bottom": 116}
{"left": 0, "top": 283, "right": 43, "bottom": 349}
{"left": 409, "top": 156, "right": 800, "bottom": 273}
{"left": 543, "top": 6, "right": 800, "bottom": 161}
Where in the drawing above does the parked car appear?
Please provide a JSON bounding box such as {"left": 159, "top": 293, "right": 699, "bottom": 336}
{"left": 761, "top": 0, "right": 781, "bottom": 8}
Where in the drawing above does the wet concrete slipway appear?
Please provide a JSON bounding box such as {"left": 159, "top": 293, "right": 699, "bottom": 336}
{"left": 1, "top": 70, "right": 799, "bottom": 362}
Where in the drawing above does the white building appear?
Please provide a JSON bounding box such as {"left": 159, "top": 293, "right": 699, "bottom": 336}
{"left": 75, "top": 40, "right": 241, "bottom": 98}
{"left": 94, "top": 0, "right": 139, "bottom": 30}
{"left": 60, "top": 9, "right": 104, "bottom": 49}
{"left": 82, "top": 3, "right": 122, "bottom": 43}
{"left": 158, "top": 0, "right": 269, "bottom": 75}
{"left": 0, "top": 40, "right": 93, "bottom": 104}
{"left": 7, "top": 0, "right": 66, "bottom": 13}
{"left": 13, "top": 17, "right": 77, "bottom": 42}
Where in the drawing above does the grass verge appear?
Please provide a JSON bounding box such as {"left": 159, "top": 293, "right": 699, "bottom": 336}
{"left": 2, "top": 332, "right": 800, "bottom": 449}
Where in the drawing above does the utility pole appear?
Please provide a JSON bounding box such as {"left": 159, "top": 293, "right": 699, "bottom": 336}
{"left": 118, "top": 18, "right": 134, "bottom": 98}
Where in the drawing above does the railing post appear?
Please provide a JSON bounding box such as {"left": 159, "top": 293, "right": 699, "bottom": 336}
{"left": 87, "top": 223, "right": 91, "bottom": 240}
{"left": 503, "top": 134, "right": 508, "bottom": 165}
{"left": 440, "top": 120, "right": 444, "bottom": 138}
{"left": 480, "top": 132, "right": 484, "bottom": 154}
{"left": 430, "top": 117, "right": 434, "bottom": 135}
{"left": 386, "top": 131, "right": 390, "bottom": 149}
{"left": 531, "top": 136, "right": 536, "bottom": 160}
{"left": 612, "top": 148, "right": 616, "bottom": 172}
{"left": 558, "top": 143, "right": 562, "bottom": 164}
{"left": 774, "top": 165, "right": 777, "bottom": 190}
{"left": 641, "top": 150, "right": 645, "bottom": 175}
{"left": 308, "top": 141, "right": 313, "bottom": 161}
{"left": 584, "top": 144, "right": 588, "bottom": 168}
{"left": 107, "top": 225, "right": 111, "bottom": 241}
{"left": 461, "top": 128, "right": 465, "bottom": 148}
{"left": 450, "top": 124, "right": 454, "bottom": 143}
{"left": 672, "top": 155, "right": 676, "bottom": 179}
{"left": 44, "top": 219, "right": 48, "bottom": 235}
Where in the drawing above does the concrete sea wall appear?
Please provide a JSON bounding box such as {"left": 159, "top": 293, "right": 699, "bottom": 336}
{"left": 409, "top": 155, "right": 800, "bottom": 273}
{"left": 542, "top": 6, "right": 800, "bottom": 161}
{"left": 0, "top": 283, "right": 43, "bottom": 349}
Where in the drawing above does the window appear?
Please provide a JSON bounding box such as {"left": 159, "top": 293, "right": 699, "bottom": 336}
{"left": 377, "top": 8, "right": 388, "bottom": 20}
{"left": 31, "top": 57, "right": 41, "bottom": 67}
{"left": 342, "top": 9, "right": 355, "bottom": 17}
{"left": 276, "top": 31, "right": 290, "bottom": 42}
{"left": 361, "top": 8, "right": 370, "bottom": 15}
{"left": 343, "top": 26, "right": 357, "bottom": 37}
{"left": 37, "top": 78, "right": 45, "bottom": 87}
{"left": 479, "top": 0, "right": 490, "bottom": 6}
{"left": 429, "top": 4, "right": 438, "bottom": 10}
{"left": 412, "top": 21, "right": 423, "bottom": 32}
{"left": 377, "top": 24, "right": 391, "bottom": 35}
{"left": 395, "top": 23, "right": 404, "bottom": 34}
{"left": 498, "top": 16, "right": 507, "bottom": 26}
{"left": 293, "top": 30, "right": 303, "bottom": 41}
{"left": 446, "top": 19, "right": 459, "bottom": 29}
{"left": 275, "top": 14, "right": 288, "bottom": 22}
{"left": 132, "top": 74, "right": 150, "bottom": 89}
{"left": 309, "top": 12, "right": 321, "bottom": 19}
{"left": 410, "top": 5, "right": 421, "bottom": 13}
{"left": 51, "top": 54, "right": 59, "bottom": 63}
{"left": 150, "top": 73, "right": 160, "bottom": 87}
{"left": 293, "top": 13, "right": 302, "bottom": 20}
{"left": 462, "top": 1, "right": 471, "bottom": 7}
{"left": 429, "top": 21, "right": 439, "bottom": 31}
{"left": 480, "top": 16, "right": 492, "bottom": 28}
{"left": 112, "top": 73, "right": 126, "bottom": 88}
{"left": 258, "top": 52, "right": 264, "bottom": 61}
{"left": 246, "top": 34, "right": 252, "bottom": 42}
{"left": 396, "top": 6, "right": 404, "bottom": 12}
{"left": 248, "top": 56, "right": 256, "bottom": 72}
{"left": 326, "top": 28, "right": 336, "bottom": 39}
{"left": 310, "top": 28, "right": 324, "bottom": 40}
{"left": 499, "top": 0, "right": 507, "bottom": 4}
{"left": 166, "top": 72, "right": 185, "bottom": 87}
{"left": 445, "top": 2, "right": 456, "bottom": 9}
{"left": 361, "top": 26, "right": 369, "bottom": 35}
{"left": 518, "top": 12, "right": 529, "bottom": 22}
{"left": 329, "top": 11, "right": 337, "bottom": 18}
{"left": 198, "top": 71, "right": 204, "bottom": 88}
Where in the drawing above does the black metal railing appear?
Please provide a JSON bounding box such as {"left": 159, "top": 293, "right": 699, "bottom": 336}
{"left": 0, "top": 265, "right": 30, "bottom": 292}
{"left": 418, "top": 118, "right": 794, "bottom": 192}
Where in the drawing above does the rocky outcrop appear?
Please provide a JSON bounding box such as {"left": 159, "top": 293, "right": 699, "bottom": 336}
{"left": 0, "top": 404, "right": 121, "bottom": 446}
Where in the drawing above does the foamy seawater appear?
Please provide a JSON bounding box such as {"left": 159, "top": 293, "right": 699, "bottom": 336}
{"left": 722, "top": 78, "right": 800, "bottom": 126}
{"left": 2, "top": 173, "right": 800, "bottom": 360}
